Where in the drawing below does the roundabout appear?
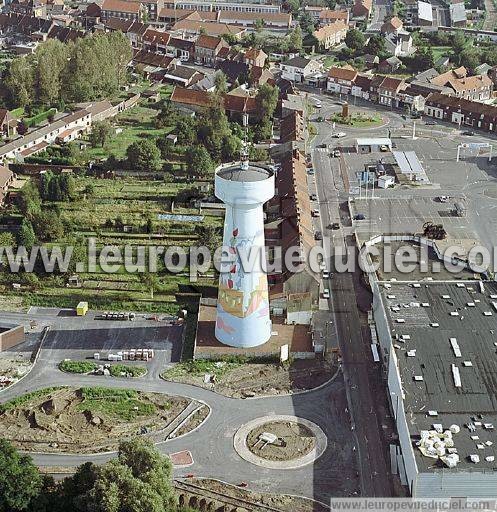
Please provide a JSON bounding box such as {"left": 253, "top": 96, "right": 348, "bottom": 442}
{"left": 233, "top": 415, "right": 328, "bottom": 470}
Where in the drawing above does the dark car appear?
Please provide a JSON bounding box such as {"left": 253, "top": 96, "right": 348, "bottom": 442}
{"left": 462, "top": 130, "right": 475, "bottom": 136}
{"left": 314, "top": 231, "right": 323, "bottom": 240}
{"left": 354, "top": 214, "right": 366, "bottom": 220}
{"left": 310, "top": 193, "right": 317, "bottom": 201}
{"left": 328, "top": 222, "right": 340, "bottom": 230}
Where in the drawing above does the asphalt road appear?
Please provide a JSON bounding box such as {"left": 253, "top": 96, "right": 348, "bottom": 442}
{"left": 0, "top": 308, "right": 359, "bottom": 504}
{"left": 309, "top": 105, "right": 394, "bottom": 497}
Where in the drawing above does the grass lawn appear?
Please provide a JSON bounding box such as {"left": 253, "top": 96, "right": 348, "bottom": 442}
{"left": 10, "top": 107, "right": 25, "bottom": 119}
{"left": 431, "top": 46, "right": 452, "bottom": 62}
{"left": 331, "top": 113, "right": 383, "bottom": 127}
{"left": 322, "top": 55, "right": 337, "bottom": 69}
{"left": 77, "top": 387, "right": 157, "bottom": 421}
{"left": 81, "top": 105, "right": 172, "bottom": 161}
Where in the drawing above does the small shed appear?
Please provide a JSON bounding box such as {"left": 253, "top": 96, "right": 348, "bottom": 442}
{"left": 355, "top": 137, "right": 392, "bottom": 153}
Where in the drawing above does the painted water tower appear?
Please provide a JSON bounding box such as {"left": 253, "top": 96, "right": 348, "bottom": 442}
{"left": 214, "top": 150, "right": 274, "bottom": 348}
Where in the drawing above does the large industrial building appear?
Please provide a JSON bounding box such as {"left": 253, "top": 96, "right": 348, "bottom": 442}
{"left": 372, "top": 278, "right": 497, "bottom": 498}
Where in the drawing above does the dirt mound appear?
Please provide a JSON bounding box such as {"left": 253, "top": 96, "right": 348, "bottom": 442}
{"left": 247, "top": 421, "right": 316, "bottom": 462}
{"left": 0, "top": 387, "right": 195, "bottom": 453}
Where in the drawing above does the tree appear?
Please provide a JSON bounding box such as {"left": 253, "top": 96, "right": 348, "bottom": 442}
{"left": 176, "top": 116, "right": 196, "bottom": 145}
{"left": 186, "top": 145, "right": 214, "bottom": 178}
{"left": 285, "top": 0, "right": 300, "bottom": 13}
{"left": 0, "top": 231, "right": 15, "bottom": 247}
{"left": 17, "top": 219, "right": 36, "bottom": 249}
{"left": 214, "top": 71, "right": 228, "bottom": 94}
{"left": 459, "top": 47, "right": 480, "bottom": 71}
{"left": 345, "top": 29, "right": 366, "bottom": 52}
{"left": 156, "top": 136, "right": 175, "bottom": 160}
{"left": 288, "top": 25, "right": 303, "bottom": 51}
{"left": 6, "top": 57, "right": 35, "bottom": 107}
{"left": 140, "top": 272, "right": 159, "bottom": 299}
{"left": 126, "top": 139, "right": 162, "bottom": 172}
{"left": 17, "top": 181, "right": 41, "bottom": 219}
{"left": 0, "top": 439, "right": 42, "bottom": 512}
{"left": 451, "top": 31, "right": 467, "bottom": 58}
{"left": 256, "top": 83, "right": 278, "bottom": 119}
{"left": 89, "top": 121, "right": 113, "bottom": 148}
{"left": 155, "top": 100, "right": 176, "bottom": 129}
{"left": 222, "top": 133, "right": 242, "bottom": 161}
{"left": 325, "top": 0, "right": 337, "bottom": 8}
{"left": 365, "top": 34, "right": 386, "bottom": 56}
{"left": 35, "top": 39, "right": 69, "bottom": 106}
{"left": 32, "top": 210, "right": 65, "bottom": 242}
{"left": 298, "top": 11, "right": 315, "bottom": 36}
{"left": 195, "top": 224, "right": 222, "bottom": 256}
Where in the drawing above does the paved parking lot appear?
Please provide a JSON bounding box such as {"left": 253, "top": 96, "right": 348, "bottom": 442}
{"left": 350, "top": 196, "right": 475, "bottom": 245}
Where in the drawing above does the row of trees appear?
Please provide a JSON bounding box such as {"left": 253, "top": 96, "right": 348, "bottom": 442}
{"left": 5, "top": 32, "right": 132, "bottom": 108}
{"left": 0, "top": 437, "right": 197, "bottom": 512}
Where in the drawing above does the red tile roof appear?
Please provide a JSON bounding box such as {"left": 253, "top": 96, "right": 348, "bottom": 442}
{"left": 101, "top": 0, "right": 141, "bottom": 14}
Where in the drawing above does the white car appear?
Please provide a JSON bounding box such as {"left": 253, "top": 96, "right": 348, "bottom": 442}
{"left": 312, "top": 209, "right": 320, "bottom": 217}
{"left": 438, "top": 195, "right": 449, "bottom": 203}
{"left": 332, "top": 132, "right": 346, "bottom": 138}
{"left": 380, "top": 145, "right": 389, "bottom": 152}
{"left": 323, "top": 271, "right": 330, "bottom": 279}
{"left": 314, "top": 100, "right": 322, "bottom": 109}
{"left": 322, "top": 289, "right": 330, "bottom": 299}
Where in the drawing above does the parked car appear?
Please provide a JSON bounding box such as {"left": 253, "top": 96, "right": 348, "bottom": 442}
{"left": 332, "top": 132, "right": 346, "bottom": 138}
{"left": 322, "top": 289, "right": 330, "bottom": 299}
{"left": 308, "top": 169, "right": 315, "bottom": 175}
{"left": 329, "top": 222, "right": 340, "bottom": 230}
{"left": 438, "top": 195, "right": 449, "bottom": 203}
{"left": 322, "top": 271, "right": 330, "bottom": 279}
{"left": 354, "top": 213, "right": 366, "bottom": 220}
{"left": 425, "top": 120, "right": 436, "bottom": 125}
{"left": 332, "top": 149, "right": 341, "bottom": 158}
{"left": 312, "top": 209, "right": 320, "bottom": 217}
{"left": 380, "top": 145, "right": 389, "bottom": 152}
{"left": 314, "top": 231, "right": 323, "bottom": 240}
{"left": 462, "top": 130, "right": 475, "bottom": 136}
{"left": 310, "top": 193, "right": 317, "bottom": 201}
{"left": 316, "top": 116, "right": 324, "bottom": 122}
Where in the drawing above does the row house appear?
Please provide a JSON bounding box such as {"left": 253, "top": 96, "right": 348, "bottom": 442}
{"left": 171, "top": 18, "right": 246, "bottom": 38}
{"left": 0, "top": 110, "right": 91, "bottom": 163}
{"left": 327, "top": 66, "right": 358, "bottom": 94}
{"left": 194, "top": 34, "right": 228, "bottom": 66}
{"left": 265, "top": 150, "right": 320, "bottom": 315}
{"left": 163, "top": 1, "right": 281, "bottom": 13}
{"left": 429, "top": 66, "right": 493, "bottom": 101}
{"left": 216, "top": 11, "right": 292, "bottom": 29}
{"left": 377, "top": 76, "right": 406, "bottom": 107}
{"left": 303, "top": 6, "right": 349, "bottom": 25}
{"left": 281, "top": 56, "right": 322, "bottom": 83}
{"left": 380, "top": 15, "right": 403, "bottom": 34}
{"left": 424, "top": 92, "right": 497, "bottom": 132}
{"left": 104, "top": 18, "right": 148, "bottom": 47}
{"left": 100, "top": 0, "right": 144, "bottom": 21}
{"left": 313, "top": 21, "right": 348, "bottom": 50}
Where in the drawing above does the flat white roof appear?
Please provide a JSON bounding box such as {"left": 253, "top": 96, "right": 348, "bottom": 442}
{"left": 418, "top": 0, "right": 433, "bottom": 22}
{"left": 356, "top": 137, "right": 392, "bottom": 146}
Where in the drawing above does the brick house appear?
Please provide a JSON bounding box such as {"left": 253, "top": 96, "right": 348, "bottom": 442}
{"left": 313, "top": 21, "right": 348, "bottom": 50}
{"left": 194, "top": 34, "right": 228, "bottom": 66}
{"left": 377, "top": 76, "right": 406, "bottom": 107}
{"left": 101, "top": 0, "right": 143, "bottom": 20}
{"left": 327, "top": 66, "right": 358, "bottom": 94}
{"left": 0, "top": 110, "right": 17, "bottom": 138}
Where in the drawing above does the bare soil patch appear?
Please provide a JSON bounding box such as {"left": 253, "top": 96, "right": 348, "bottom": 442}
{"left": 187, "top": 478, "right": 330, "bottom": 512}
{"left": 163, "top": 359, "right": 335, "bottom": 398}
{"left": 0, "top": 387, "right": 196, "bottom": 453}
{"left": 0, "top": 355, "right": 33, "bottom": 389}
{"left": 246, "top": 420, "right": 316, "bottom": 462}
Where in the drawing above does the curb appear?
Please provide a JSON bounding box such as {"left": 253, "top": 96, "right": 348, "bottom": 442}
{"left": 160, "top": 363, "right": 340, "bottom": 401}
{"left": 233, "top": 414, "right": 328, "bottom": 470}
{"left": 0, "top": 325, "right": 50, "bottom": 395}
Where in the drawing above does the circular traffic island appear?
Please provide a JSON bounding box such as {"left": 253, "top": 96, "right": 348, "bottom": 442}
{"left": 234, "top": 415, "right": 327, "bottom": 470}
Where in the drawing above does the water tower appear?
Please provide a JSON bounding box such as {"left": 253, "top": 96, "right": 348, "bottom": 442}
{"left": 214, "top": 128, "right": 274, "bottom": 348}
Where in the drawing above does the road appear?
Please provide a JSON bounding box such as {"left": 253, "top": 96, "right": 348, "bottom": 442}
{"left": 0, "top": 308, "right": 359, "bottom": 504}
{"left": 368, "top": 0, "right": 392, "bottom": 32}
{"left": 308, "top": 96, "right": 396, "bottom": 496}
